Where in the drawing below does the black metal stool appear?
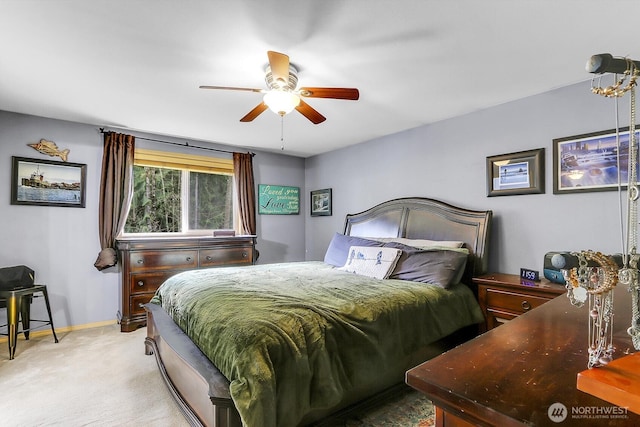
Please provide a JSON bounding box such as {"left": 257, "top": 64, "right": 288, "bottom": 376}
{"left": 0, "top": 284, "right": 58, "bottom": 360}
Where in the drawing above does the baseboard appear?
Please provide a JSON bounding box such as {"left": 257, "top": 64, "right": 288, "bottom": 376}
{"left": 0, "top": 319, "right": 118, "bottom": 344}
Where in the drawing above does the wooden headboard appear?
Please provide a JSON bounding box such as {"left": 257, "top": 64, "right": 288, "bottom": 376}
{"left": 344, "top": 197, "right": 493, "bottom": 280}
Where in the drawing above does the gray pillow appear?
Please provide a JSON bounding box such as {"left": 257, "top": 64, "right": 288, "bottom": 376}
{"left": 323, "top": 233, "right": 383, "bottom": 267}
{"left": 383, "top": 241, "right": 468, "bottom": 288}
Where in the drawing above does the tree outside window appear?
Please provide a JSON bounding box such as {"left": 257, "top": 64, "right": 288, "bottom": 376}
{"left": 125, "top": 164, "right": 234, "bottom": 234}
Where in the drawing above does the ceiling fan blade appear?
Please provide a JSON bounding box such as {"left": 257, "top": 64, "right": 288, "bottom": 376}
{"left": 199, "top": 85, "right": 264, "bottom": 93}
{"left": 299, "top": 87, "right": 360, "bottom": 100}
{"left": 295, "top": 99, "right": 326, "bottom": 124}
{"left": 240, "top": 102, "right": 268, "bottom": 122}
{"left": 267, "top": 51, "right": 290, "bottom": 85}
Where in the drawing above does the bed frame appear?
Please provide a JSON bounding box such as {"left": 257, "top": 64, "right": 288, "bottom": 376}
{"left": 144, "top": 197, "right": 492, "bottom": 427}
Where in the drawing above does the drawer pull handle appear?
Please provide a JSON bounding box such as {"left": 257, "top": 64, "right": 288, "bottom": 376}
{"left": 186, "top": 256, "right": 192, "bottom": 262}
{"left": 242, "top": 251, "right": 248, "bottom": 258}
{"left": 206, "top": 255, "right": 212, "bottom": 261}
{"left": 137, "top": 259, "right": 144, "bottom": 264}
{"left": 137, "top": 281, "right": 144, "bottom": 287}
{"left": 138, "top": 303, "right": 145, "bottom": 308}
{"left": 521, "top": 301, "right": 532, "bottom": 311}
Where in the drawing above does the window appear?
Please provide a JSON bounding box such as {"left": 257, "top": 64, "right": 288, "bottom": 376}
{"left": 124, "top": 149, "right": 234, "bottom": 234}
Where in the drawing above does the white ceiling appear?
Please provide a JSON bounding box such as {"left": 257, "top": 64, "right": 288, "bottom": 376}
{"left": 1, "top": 0, "right": 639, "bottom": 157}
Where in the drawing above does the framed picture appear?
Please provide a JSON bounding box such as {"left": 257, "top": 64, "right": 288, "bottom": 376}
{"left": 310, "top": 188, "right": 332, "bottom": 216}
{"left": 486, "top": 148, "right": 545, "bottom": 197}
{"left": 553, "top": 127, "right": 640, "bottom": 194}
{"left": 257, "top": 184, "right": 300, "bottom": 214}
{"left": 11, "top": 156, "right": 86, "bottom": 207}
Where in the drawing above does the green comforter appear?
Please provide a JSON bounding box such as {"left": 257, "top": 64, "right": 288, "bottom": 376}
{"left": 150, "top": 261, "right": 483, "bottom": 427}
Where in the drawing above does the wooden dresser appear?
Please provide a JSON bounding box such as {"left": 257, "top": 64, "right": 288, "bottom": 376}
{"left": 473, "top": 273, "right": 565, "bottom": 331}
{"left": 406, "top": 284, "right": 640, "bottom": 426}
{"left": 116, "top": 235, "right": 256, "bottom": 332}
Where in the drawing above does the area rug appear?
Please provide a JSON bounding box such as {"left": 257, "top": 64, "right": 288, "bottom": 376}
{"left": 330, "top": 386, "right": 435, "bottom": 427}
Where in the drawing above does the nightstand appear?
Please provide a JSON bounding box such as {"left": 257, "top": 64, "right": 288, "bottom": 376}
{"left": 473, "top": 273, "right": 565, "bottom": 331}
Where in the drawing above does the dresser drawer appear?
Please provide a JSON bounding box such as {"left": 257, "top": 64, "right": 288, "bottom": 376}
{"left": 485, "top": 288, "right": 550, "bottom": 314}
{"left": 130, "top": 272, "right": 175, "bottom": 293}
{"left": 199, "top": 247, "right": 253, "bottom": 267}
{"left": 129, "top": 250, "right": 198, "bottom": 272}
{"left": 130, "top": 293, "right": 155, "bottom": 316}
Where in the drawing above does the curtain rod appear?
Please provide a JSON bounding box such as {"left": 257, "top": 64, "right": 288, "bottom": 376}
{"left": 98, "top": 128, "right": 255, "bottom": 157}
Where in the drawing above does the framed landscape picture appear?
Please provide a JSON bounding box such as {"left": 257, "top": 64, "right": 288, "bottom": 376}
{"left": 486, "top": 148, "right": 545, "bottom": 197}
{"left": 11, "top": 156, "right": 86, "bottom": 207}
{"left": 553, "top": 127, "right": 640, "bottom": 194}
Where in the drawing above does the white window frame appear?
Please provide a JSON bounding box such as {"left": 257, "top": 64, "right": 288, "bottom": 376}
{"left": 121, "top": 148, "right": 236, "bottom": 237}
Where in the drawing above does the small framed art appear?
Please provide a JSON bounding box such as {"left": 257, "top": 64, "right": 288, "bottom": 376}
{"left": 11, "top": 156, "right": 87, "bottom": 207}
{"left": 553, "top": 127, "right": 639, "bottom": 194}
{"left": 310, "top": 188, "right": 332, "bottom": 216}
{"left": 486, "top": 148, "right": 545, "bottom": 197}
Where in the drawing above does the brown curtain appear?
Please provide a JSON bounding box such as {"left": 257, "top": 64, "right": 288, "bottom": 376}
{"left": 233, "top": 152, "right": 256, "bottom": 235}
{"left": 94, "top": 132, "right": 135, "bottom": 271}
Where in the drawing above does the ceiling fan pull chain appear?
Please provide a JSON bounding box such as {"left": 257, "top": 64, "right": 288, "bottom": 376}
{"left": 280, "top": 114, "right": 285, "bottom": 150}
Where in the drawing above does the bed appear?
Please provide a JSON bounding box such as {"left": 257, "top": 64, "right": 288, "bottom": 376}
{"left": 144, "top": 197, "right": 492, "bottom": 427}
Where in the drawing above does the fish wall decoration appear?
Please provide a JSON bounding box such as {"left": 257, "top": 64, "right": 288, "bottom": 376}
{"left": 28, "top": 139, "right": 70, "bottom": 162}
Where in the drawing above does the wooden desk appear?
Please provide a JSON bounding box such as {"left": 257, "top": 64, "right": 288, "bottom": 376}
{"left": 406, "top": 289, "right": 640, "bottom": 426}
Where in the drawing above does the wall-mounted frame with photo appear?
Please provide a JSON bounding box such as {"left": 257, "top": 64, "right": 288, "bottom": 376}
{"left": 310, "top": 188, "right": 332, "bottom": 216}
{"left": 11, "top": 156, "right": 87, "bottom": 207}
{"left": 486, "top": 148, "right": 545, "bottom": 197}
{"left": 553, "top": 127, "right": 639, "bottom": 194}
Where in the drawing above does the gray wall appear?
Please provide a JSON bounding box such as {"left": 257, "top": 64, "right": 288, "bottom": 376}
{"left": 305, "top": 79, "right": 631, "bottom": 275}
{"left": 0, "top": 111, "right": 305, "bottom": 329}
{"left": 2, "top": 78, "right": 633, "bottom": 329}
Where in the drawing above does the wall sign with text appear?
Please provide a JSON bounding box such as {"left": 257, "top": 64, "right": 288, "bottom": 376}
{"left": 258, "top": 184, "right": 300, "bottom": 215}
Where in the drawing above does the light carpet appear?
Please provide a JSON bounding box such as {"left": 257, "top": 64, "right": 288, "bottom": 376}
{"left": 0, "top": 324, "right": 188, "bottom": 426}
{"left": 0, "top": 324, "right": 434, "bottom": 426}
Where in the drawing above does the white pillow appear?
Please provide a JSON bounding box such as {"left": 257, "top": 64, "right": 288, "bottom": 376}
{"left": 369, "top": 237, "right": 465, "bottom": 249}
{"left": 338, "top": 246, "right": 402, "bottom": 279}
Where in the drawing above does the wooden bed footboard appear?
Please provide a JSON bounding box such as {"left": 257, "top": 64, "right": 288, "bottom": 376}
{"left": 145, "top": 303, "right": 242, "bottom": 427}
{"left": 145, "top": 303, "right": 480, "bottom": 427}
{"left": 145, "top": 304, "right": 477, "bottom": 427}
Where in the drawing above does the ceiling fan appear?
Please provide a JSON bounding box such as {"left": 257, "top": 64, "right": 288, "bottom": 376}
{"left": 199, "top": 51, "right": 359, "bottom": 124}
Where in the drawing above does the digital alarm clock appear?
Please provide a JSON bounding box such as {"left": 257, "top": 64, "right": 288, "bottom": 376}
{"left": 520, "top": 268, "right": 540, "bottom": 282}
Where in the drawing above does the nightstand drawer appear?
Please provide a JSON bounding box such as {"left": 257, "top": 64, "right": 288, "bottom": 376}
{"left": 485, "top": 288, "right": 550, "bottom": 314}
{"left": 129, "top": 250, "right": 198, "bottom": 272}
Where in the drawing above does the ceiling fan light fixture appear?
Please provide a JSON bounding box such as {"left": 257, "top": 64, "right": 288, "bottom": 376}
{"left": 263, "top": 90, "right": 300, "bottom": 116}
{"left": 200, "top": 51, "right": 357, "bottom": 124}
